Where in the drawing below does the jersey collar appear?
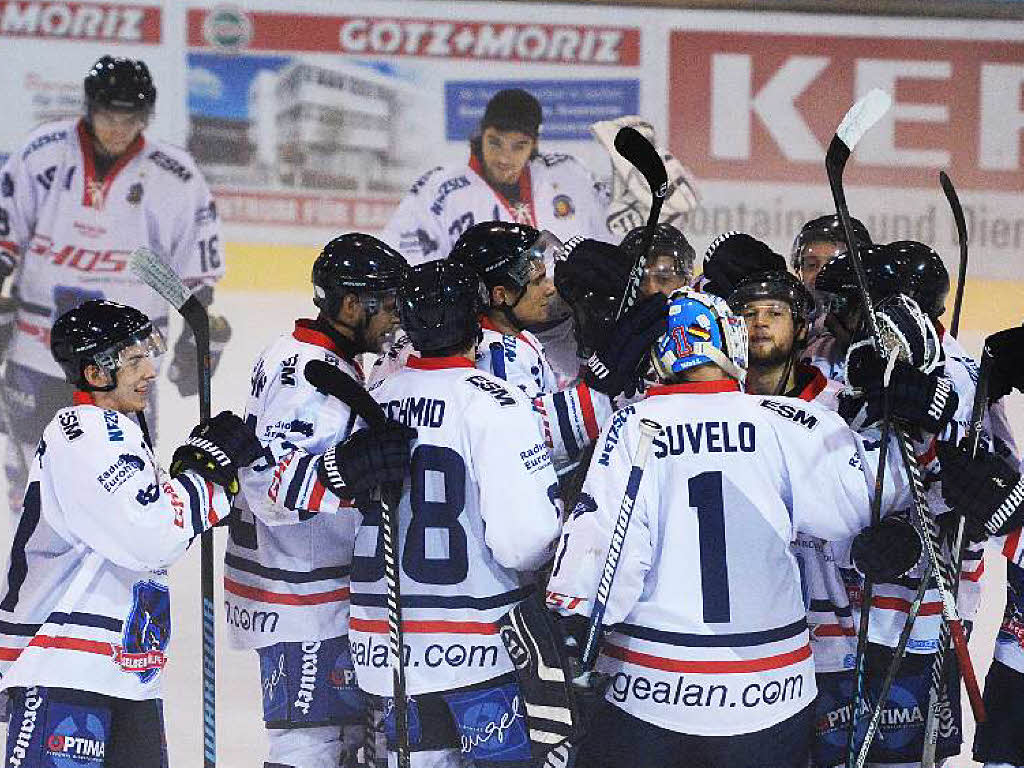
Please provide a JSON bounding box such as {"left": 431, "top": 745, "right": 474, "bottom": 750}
{"left": 73, "top": 390, "right": 98, "bottom": 405}
{"left": 292, "top": 318, "right": 356, "bottom": 361}
{"left": 646, "top": 379, "right": 741, "bottom": 397}
{"left": 468, "top": 150, "right": 537, "bottom": 226}
{"left": 77, "top": 118, "right": 145, "bottom": 209}
{"left": 789, "top": 363, "right": 828, "bottom": 403}
{"left": 406, "top": 356, "right": 476, "bottom": 370}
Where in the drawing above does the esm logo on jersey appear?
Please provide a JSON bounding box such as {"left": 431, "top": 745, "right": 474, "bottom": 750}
{"left": 759, "top": 399, "right": 818, "bottom": 430}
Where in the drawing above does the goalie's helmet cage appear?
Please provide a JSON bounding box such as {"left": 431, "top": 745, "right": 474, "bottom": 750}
{"left": 790, "top": 214, "right": 872, "bottom": 272}
{"left": 84, "top": 55, "right": 156, "bottom": 113}
{"left": 621, "top": 223, "right": 696, "bottom": 282}
{"left": 885, "top": 240, "right": 950, "bottom": 321}
{"left": 728, "top": 270, "right": 815, "bottom": 328}
{"left": 399, "top": 260, "right": 486, "bottom": 354}
{"left": 652, "top": 287, "right": 748, "bottom": 384}
{"left": 312, "top": 233, "right": 408, "bottom": 319}
{"left": 51, "top": 300, "right": 159, "bottom": 389}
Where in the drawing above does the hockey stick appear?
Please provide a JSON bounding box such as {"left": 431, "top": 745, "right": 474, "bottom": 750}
{"left": 130, "top": 247, "right": 217, "bottom": 768}
{"left": 613, "top": 127, "right": 668, "bottom": 321}
{"left": 854, "top": 558, "right": 935, "bottom": 767}
{"left": 919, "top": 343, "right": 993, "bottom": 763}
{"left": 845, "top": 395, "right": 893, "bottom": 768}
{"left": 303, "top": 359, "right": 411, "bottom": 768}
{"left": 824, "top": 92, "right": 986, "bottom": 741}
{"left": 941, "top": 171, "right": 968, "bottom": 339}
{"left": 580, "top": 417, "right": 662, "bottom": 669}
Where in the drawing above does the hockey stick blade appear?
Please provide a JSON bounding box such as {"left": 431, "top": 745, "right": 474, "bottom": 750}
{"left": 836, "top": 89, "right": 892, "bottom": 153}
{"left": 613, "top": 126, "right": 668, "bottom": 200}
{"left": 940, "top": 171, "right": 969, "bottom": 338}
{"left": 304, "top": 359, "right": 387, "bottom": 429}
{"left": 613, "top": 126, "right": 668, "bottom": 319}
{"left": 130, "top": 247, "right": 191, "bottom": 311}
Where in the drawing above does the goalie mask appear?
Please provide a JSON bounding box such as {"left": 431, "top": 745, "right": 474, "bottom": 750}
{"left": 652, "top": 288, "right": 747, "bottom": 384}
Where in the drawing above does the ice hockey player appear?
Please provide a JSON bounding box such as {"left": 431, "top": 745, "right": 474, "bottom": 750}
{"left": 790, "top": 214, "right": 872, "bottom": 290}
{"left": 226, "top": 234, "right": 413, "bottom": 768}
{"left": 349, "top": 258, "right": 562, "bottom": 767}
{"left": 620, "top": 222, "right": 695, "bottom": 299}
{"left": 695, "top": 231, "right": 787, "bottom": 299}
{"left": 543, "top": 287, "right": 959, "bottom": 768}
{"left": 381, "top": 88, "right": 609, "bottom": 266}
{"left": 0, "top": 299, "right": 260, "bottom": 768}
{"left": 380, "top": 88, "right": 610, "bottom": 380}
{"left": 0, "top": 55, "right": 227, "bottom": 517}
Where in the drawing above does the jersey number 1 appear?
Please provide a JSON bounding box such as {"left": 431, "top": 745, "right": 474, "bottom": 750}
{"left": 690, "top": 471, "right": 730, "bottom": 623}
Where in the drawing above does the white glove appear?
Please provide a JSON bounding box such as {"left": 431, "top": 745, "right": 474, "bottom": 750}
{"left": 591, "top": 115, "right": 701, "bottom": 238}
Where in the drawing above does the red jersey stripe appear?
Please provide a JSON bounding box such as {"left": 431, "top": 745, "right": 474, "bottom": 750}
{"left": 349, "top": 617, "right": 498, "bottom": 635}
{"left": 224, "top": 577, "right": 350, "bottom": 606}
{"left": 602, "top": 642, "right": 812, "bottom": 674}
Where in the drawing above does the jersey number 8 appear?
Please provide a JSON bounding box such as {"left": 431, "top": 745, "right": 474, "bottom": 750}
{"left": 352, "top": 444, "right": 469, "bottom": 585}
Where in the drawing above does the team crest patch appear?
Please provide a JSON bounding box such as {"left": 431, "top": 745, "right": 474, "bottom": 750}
{"left": 552, "top": 194, "right": 574, "bottom": 219}
{"left": 115, "top": 580, "right": 170, "bottom": 682}
{"left": 126, "top": 182, "right": 144, "bottom": 205}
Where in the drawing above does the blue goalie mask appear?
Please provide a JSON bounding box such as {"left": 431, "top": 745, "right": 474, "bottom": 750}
{"left": 651, "top": 287, "right": 748, "bottom": 384}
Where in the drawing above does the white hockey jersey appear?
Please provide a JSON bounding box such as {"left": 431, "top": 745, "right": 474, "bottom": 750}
{"left": 0, "top": 118, "right": 222, "bottom": 377}
{"left": 351, "top": 356, "right": 561, "bottom": 696}
{"left": 546, "top": 380, "right": 911, "bottom": 736}
{"left": 380, "top": 151, "right": 609, "bottom": 266}
{"left": 0, "top": 393, "right": 228, "bottom": 699}
{"left": 226, "top": 320, "right": 361, "bottom": 650}
{"left": 369, "top": 323, "right": 612, "bottom": 471}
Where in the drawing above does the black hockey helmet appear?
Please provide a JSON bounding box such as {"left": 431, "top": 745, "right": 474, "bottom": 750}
{"left": 791, "top": 214, "right": 872, "bottom": 272}
{"left": 481, "top": 89, "right": 542, "bottom": 138}
{"left": 885, "top": 240, "right": 950, "bottom": 320}
{"left": 312, "top": 233, "right": 408, "bottom": 319}
{"left": 813, "top": 245, "right": 903, "bottom": 320}
{"left": 701, "top": 231, "right": 786, "bottom": 299}
{"left": 51, "top": 300, "right": 164, "bottom": 390}
{"left": 728, "top": 270, "right": 815, "bottom": 327}
{"left": 554, "top": 237, "right": 628, "bottom": 356}
{"left": 399, "top": 260, "right": 486, "bottom": 355}
{"left": 448, "top": 221, "right": 562, "bottom": 294}
{"left": 84, "top": 55, "right": 156, "bottom": 113}
{"left": 621, "top": 223, "right": 696, "bottom": 282}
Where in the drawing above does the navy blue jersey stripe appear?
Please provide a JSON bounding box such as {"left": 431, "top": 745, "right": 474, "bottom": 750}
{"left": 615, "top": 618, "right": 807, "bottom": 647}
{"left": 809, "top": 600, "right": 853, "bottom": 618}
{"left": 0, "top": 619, "right": 41, "bottom": 636}
{"left": 48, "top": 611, "right": 123, "bottom": 632}
{"left": 351, "top": 586, "right": 532, "bottom": 610}
{"left": 284, "top": 454, "right": 315, "bottom": 511}
{"left": 552, "top": 392, "right": 580, "bottom": 459}
{"left": 224, "top": 553, "right": 350, "bottom": 584}
{"left": 179, "top": 473, "right": 205, "bottom": 538}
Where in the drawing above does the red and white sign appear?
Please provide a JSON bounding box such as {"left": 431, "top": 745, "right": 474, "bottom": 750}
{"left": 0, "top": 1, "right": 160, "bottom": 43}
{"left": 187, "top": 8, "right": 639, "bottom": 65}
{"left": 669, "top": 30, "right": 1024, "bottom": 191}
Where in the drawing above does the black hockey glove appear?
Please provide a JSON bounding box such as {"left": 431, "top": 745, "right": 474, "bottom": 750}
{"left": 701, "top": 232, "right": 786, "bottom": 299}
{"left": 584, "top": 293, "right": 667, "bottom": 399}
{"left": 851, "top": 516, "right": 923, "bottom": 581}
{"left": 847, "top": 348, "right": 957, "bottom": 435}
{"left": 553, "top": 612, "right": 611, "bottom": 727}
{"left": 170, "top": 411, "right": 262, "bottom": 495}
{"left": 553, "top": 238, "right": 629, "bottom": 356}
{"left": 985, "top": 325, "right": 1024, "bottom": 404}
{"left": 167, "top": 314, "right": 232, "bottom": 398}
{"left": 937, "top": 440, "right": 1024, "bottom": 543}
{"left": 316, "top": 422, "right": 416, "bottom": 501}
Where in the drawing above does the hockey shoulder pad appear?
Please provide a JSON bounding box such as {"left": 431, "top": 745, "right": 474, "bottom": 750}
{"left": 497, "top": 592, "right": 582, "bottom": 758}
